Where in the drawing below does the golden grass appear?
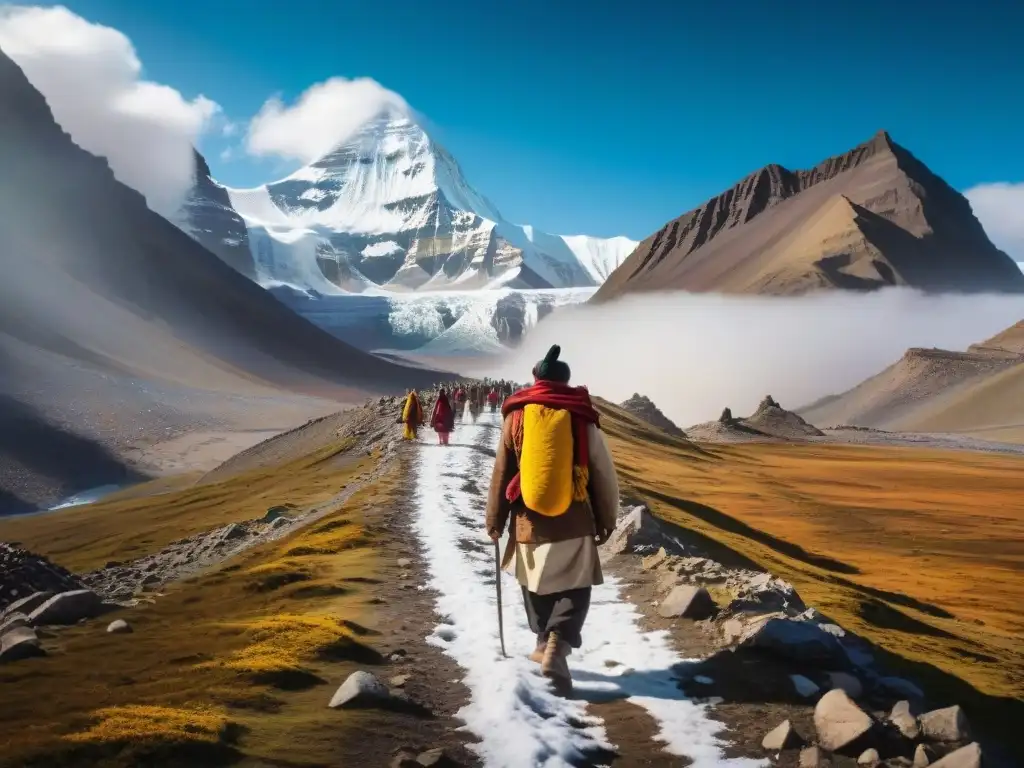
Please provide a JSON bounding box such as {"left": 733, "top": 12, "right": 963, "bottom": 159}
{"left": 597, "top": 400, "right": 1024, "bottom": 706}
{"left": 0, "top": 438, "right": 360, "bottom": 572}
{"left": 0, "top": 445, "right": 400, "bottom": 768}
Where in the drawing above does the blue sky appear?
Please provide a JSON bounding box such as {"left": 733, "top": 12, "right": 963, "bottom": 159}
{"left": 58, "top": 0, "right": 1024, "bottom": 241}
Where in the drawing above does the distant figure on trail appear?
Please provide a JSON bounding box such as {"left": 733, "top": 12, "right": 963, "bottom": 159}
{"left": 485, "top": 345, "right": 619, "bottom": 696}
{"left": 431, "top": 388, "right": 456, "bottom": 446}
{"left": 487, "top": 387, "right": 499, "bottom": 412}
{"left": 401, "top": 390, "right": 424, "bottom": 440}
{"left": 469, "top": 383, "right": 481, "bottom": 411}
{"left": 455, "top": 386, "right": 467, "bottom": 407}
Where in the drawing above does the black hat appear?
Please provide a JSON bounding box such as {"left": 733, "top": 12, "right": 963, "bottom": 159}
{"left": 533, "top": 344, "right": 571, "bottom": 383}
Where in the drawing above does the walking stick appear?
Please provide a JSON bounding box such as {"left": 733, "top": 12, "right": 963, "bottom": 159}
{"left": 494, "top": 539, "right": 508, "bottom": 658}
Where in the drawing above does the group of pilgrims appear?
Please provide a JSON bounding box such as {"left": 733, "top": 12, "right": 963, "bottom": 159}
{"left": 396, "top": 347, "right": 621, "bottom": 697}
{"left": 400, "top": 379, "right": 522, "bottom": 444}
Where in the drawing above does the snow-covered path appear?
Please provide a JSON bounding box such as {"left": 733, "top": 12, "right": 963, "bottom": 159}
{"left": 410, "top": 409, "right": 766, "bottom": 768}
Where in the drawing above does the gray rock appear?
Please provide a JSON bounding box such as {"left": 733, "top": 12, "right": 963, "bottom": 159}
{"left": 919, "top": 705, "right": 970, "bottom": 742}
{"left": 742, "top": 616, "right": 848, "bottom": 667}
{"left": 263, "top": 506, "right": 290, "bottom": 522}
{"left": 2, "top": 591, "right": 53, "bottom": 619}
{"left": 890, "top": 700, "right": 921, "bottom": 740}
{"left": 657, "top": 585, "right": 717, "bottom": 620}
{"left": 0, "top": 612, "right": 30, "bottom": 635}
{"left": 858, "top": 748, "right": 880, "bottom": 766}
{"left": 0, "top": 625, "right": 45, "bottom": 663}
{"left": 814, "top": 688, "right": 874, "bottom": 752}
{"left": 222, "top": 523, "right": 245, "bottom": 540}
{"left": 269, "top": 516, "right": 292, "bottom": 530}
{"left": 762, "top": 719, "right": 801, "bottom": 751}
{"left": 913, "top": 743, "right": 935, "bottom": 767}
{"left": 389, "top": 674, "right": 410, "bottom": 687}
{"left": 397, "top": 558, "right": 412, "bottom": 568}
{"left": 799, "top": 745, "right": 831, "bottom": 767}
{"left": 827, "top": 671, "right": 864, "bottom": 698}
{"left": 107, "top": 619, "right": 132, "bottom": 634}
{"left": 929, "top": 743, "right": 981, "bottom": 768}
{"left": 790, "top": 674, "right": 821, "bottom": 698}
{"left": 641, "top": 547, "right": 669, "bottom": 571}
{"left": 328, "top": 670, "right": 391, "bottom": 709}
{"left": 28, "top": 590, "right": 103, "bottom": 626}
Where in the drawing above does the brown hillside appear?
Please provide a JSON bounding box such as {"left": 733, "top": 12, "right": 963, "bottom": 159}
{"left": 800, "top": 321, "right": 1024, "bottom": 442}
{"left": 593, "top": 131, "right": 1024, "bottom": 300}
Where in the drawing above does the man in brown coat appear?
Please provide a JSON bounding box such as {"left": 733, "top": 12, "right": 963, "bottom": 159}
{"left": 485, "top": 345, "right": 619, "bottom": 695}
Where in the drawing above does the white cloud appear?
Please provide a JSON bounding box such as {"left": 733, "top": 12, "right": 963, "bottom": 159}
{"left": 965, "top": 182, "right": 1024, "bottom": 262}
{"left": 0, "top": 5, "right": 219, "bottom": 216}
{"left": 246, "top": 77, "right": 407, "bottom": 164}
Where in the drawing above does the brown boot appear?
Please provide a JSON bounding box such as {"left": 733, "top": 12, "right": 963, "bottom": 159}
{"left": 528, "top": 640, "right": 545, "bottom": 664}
{"left": 540, "top": 631, "right": 572, "bottom": 696}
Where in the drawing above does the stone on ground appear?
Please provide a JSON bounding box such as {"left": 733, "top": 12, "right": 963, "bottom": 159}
{"left": 397, "top": 558, "right": 411, "bottom": 568}
{"left": 416, "top": 747, "right": 458, "bottom": 767}
{"left": 914, "top": 743, "right": 936, "bottom": 767}
{"left": 827, "top": 671, "right": 864, "bottom": 698}
{"left": 858, "top": 748, "right": 880, "bottom": 766}
{"left": 263, "top": 505, "right": 290, "bottom": 522}
{"left": 107, "top": 619, "right": 132, "bottom": 634}
{"left": 657, "top": 585, "right": 717, "bottom": 620}
{"left": 790, "top": 674, "right": 821, "bottom": 698}
{"left": 28, "top": 590, "right": 103, "bottom": 626}
{"left": 762, "top": 719, "right": 801, "bottom": 751}
{"left": 0, "top": 612, "right": 30, "bottom": 635}
{"left": 814, "top": 688, "right": 874, "bottom": 752}
{"left": 929, "top": 743, "right": 981, "bottom": 768}
{"left": 0, "top": 625, "right": 45, "bottom": 663}
{"left": 742, "top": 616, "right": 847, "bottom": 667}
{"left": 2, "top": 591, "right": 53, "bottom": 619}
{"left": 919, "top": 705, "right": 970, "bottom": 742}
{"left": 890, "top": 700, "right": 921, "bottom": 740}
{"left": 328, "top": 670, "right": 391, "bottom": 709}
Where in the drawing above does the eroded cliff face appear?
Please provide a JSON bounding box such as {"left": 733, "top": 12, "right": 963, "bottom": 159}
{"left": 594, "top": 131, "right": 1024, "bottom": 300}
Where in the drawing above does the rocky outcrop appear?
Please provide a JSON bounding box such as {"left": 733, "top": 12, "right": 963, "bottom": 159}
{"left": 619, "top": 394, "right": 687, "bottom": 437}
{"left": 175, "top": 149, "right": 255, "bottom": 277}
{"left": 744, "top": 395, "right": 825, "bottom": 438}
{"left": 28, "top": 589, "right": 103, "bottom": 626}
{"left": 594, "top": 130, "right": 1024, "bottom": 300}
{"left": 0, "top": 543, "right": 83, "bottom": 611}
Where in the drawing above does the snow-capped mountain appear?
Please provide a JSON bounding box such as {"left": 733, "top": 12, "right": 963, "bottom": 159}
{"left": 178, "top": 109, "right": 636, "bottom": 293}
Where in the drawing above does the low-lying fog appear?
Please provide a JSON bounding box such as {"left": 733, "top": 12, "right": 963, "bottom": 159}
{"left": 471, "top": 288, "right": 1024, "bottom": 427}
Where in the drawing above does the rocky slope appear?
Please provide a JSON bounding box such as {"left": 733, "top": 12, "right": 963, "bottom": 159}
{"left": 688, "top": 396, "right": 824, "bottom": 442}
{"left": 619, "top": 393, "right": 687, "bottom": 437}
{"left": 180, "top": 110, "right": 636, "bottom": 294}
{"left": 0, "top": 46, "right": 440, "bottom": 511}
{"left": 800, "top": 321, "right": 1024, "bottom": 442}
{"left": 594, "top": 131, "right": 1024, "bottom": 300}
{"left": 173, "top": 149, "right": 255, "bottom": 277}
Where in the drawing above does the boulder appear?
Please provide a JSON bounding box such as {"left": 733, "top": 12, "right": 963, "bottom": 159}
{"left": 879, "top": 676, "right": 925, "bottom": 700}
{"left": 657, "top": 585, "right": 718, "bottom": 620}
{"left": 929, "top": 743, "right": 981, "bottom": 768}
{"left": 742, "top": 616, "right": 848, "bottom": 667}
{"left": 263, "top": 506, "right": 290, "bottom": 522}
{"left": 799, "top": 746, "right": 831, "bottom": 767}
{"left": 28, "top": 590, "right": 103, "bottom": 626}
{"left": 762, "top": 719, "right": 801, "bottom": 751}
{"left": 328, "top": 670, "right": 391, "bottom": 709}
{"left": 814, "top": 689, "right": 874, "bottom": 752}
{"left": 602, "top": 505, "right": 666, "bottom": 556}
{"left": 827, "top": 671, "right": 864, "bottom": 698}
{"left": 913, "top": 743, "right": 936, "bottom": 767}
{"left": 107, "top": 619, "right": 132, "bottom": 634}
{"left": 0, "top": 625, "right": 45, "bottom": 663}
{"left": 858, "top": 748, "right": 880, "bottom": 766}
{"left": 890, "top": 700, "right": 921, "bottom": 740}
{"left": 642, "top": 547, "right": 669, "bottom": 571}
{"left": 1, "top": 591, "right": 53, "bottom": 619}
{"left": 397, "top": 558, "right": 412, "bottom": 568}
{"left": 919, "top": 705, "right": 970, "bottom": 742}
{"left": 790, "top": 674, "right": 821, "bottom": 699}
{"left": 416, "top": 748, "right": 458, "bottom": 767}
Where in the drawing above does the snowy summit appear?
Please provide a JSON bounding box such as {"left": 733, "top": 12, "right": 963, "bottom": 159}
{"left": 179, "top": 107, "right": 637, "bottom": 294}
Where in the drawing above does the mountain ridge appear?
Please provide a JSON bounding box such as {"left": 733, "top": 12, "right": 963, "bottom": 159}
{"left": 179, "top": 109, "right": 637, "bottom": 294}
{"left": 593, "top": 130, "right": 1024, "bottom": 300}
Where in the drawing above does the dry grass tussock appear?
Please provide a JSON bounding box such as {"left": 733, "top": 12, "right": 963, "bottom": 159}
{"left": 0, "top": 438, "right": 359, "bottom": 572}
{"left": 596, "top": 400, "right": 1024, "bottom": 705}
{"left": 0, "top": 450, "right": 402, "bottom": 768}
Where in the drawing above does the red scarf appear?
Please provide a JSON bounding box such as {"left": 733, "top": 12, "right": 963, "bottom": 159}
{"left": 501, "top": 381, "right": 600, "bottom": 504}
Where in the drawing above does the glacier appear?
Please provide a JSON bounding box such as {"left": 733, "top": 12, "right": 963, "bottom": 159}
{"left": 190, "top": 108, "right": 636, "bottom": 294}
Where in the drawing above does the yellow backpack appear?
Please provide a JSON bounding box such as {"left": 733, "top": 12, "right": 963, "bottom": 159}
{"left": 519, "top": 404, "right": 575, "bottom": 516}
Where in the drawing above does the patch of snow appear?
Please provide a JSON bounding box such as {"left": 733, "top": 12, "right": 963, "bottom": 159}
{"left": 411, "top": 410, "right": 766, "bottom": 767}
{"left": 362, "top": 240, "right": 403, "bottom": 258}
